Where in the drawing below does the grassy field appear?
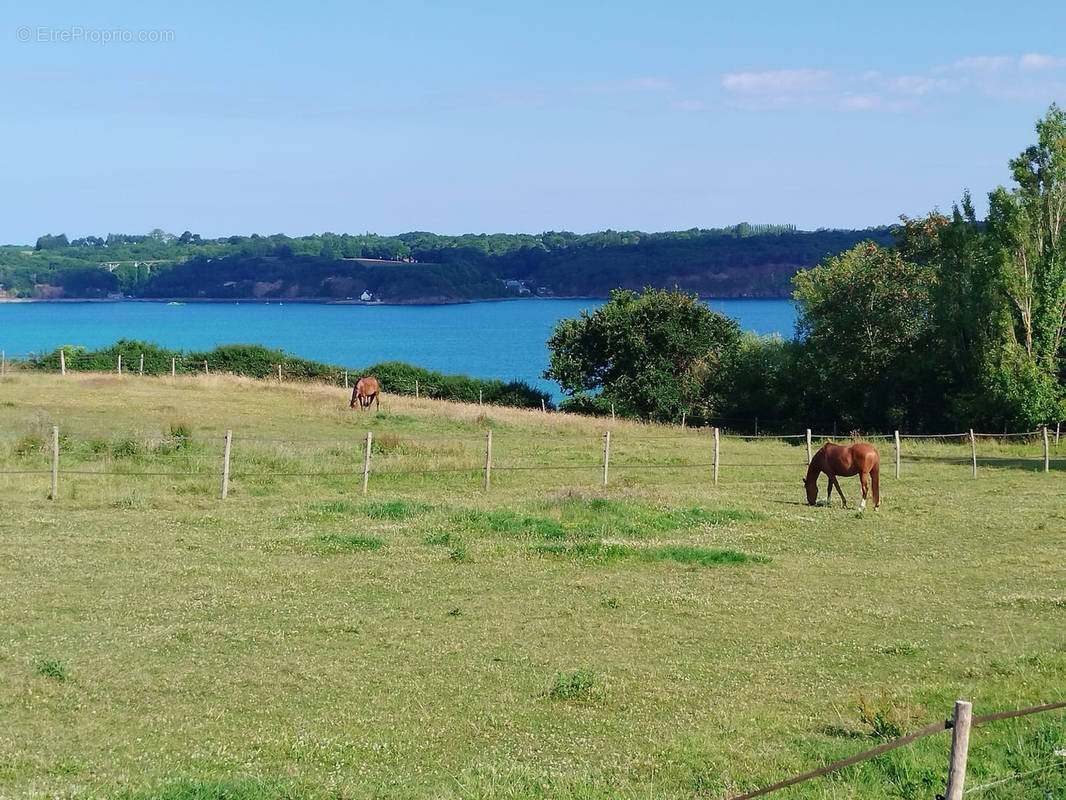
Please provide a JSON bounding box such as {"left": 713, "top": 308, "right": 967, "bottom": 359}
{"left": 1, "top": 372, "right": 1064, "bottom": 799}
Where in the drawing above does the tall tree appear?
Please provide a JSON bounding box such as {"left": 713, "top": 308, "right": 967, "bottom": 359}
{"left": 984, "top": 104, "right": 1066, "bottom": 426}
{"left": 791, "top": 241, "right": 935, "bottom": 429}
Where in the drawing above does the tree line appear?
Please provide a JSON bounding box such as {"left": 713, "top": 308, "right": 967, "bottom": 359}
{"left": 546, "top": 106, "right": 1066, "bottom": 433}
{"left": 0, "top": 224, "right": 893, "bottom": 302}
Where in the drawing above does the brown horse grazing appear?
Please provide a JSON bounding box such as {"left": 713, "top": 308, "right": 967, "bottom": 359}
{"left": 350, "top": 376, "right": 380, "bottom": 410}
{"left": 803, "top": 442, "right": 880, "bottom": 510}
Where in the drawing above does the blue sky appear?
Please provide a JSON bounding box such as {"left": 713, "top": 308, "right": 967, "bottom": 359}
{"left": 3, "top": 0, "right": 1066, "bottom": 243}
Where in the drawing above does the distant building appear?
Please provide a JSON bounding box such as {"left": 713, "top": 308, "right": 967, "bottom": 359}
{"left": 502, "top": 279, "right": 531, "bottom": 295}
{"left": 360, "top": 290, "right": 374, "bottom": 301}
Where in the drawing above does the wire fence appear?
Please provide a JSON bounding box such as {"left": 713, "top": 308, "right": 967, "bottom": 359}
{"left": 0, "top": 421, "right": 1062, "bottom": 502}
{"left": 6, "top": 349, "right": 1066, "bottom": 437}
{"left": 727, "top": 700, "right": 1066, "bottom": 800}
{"left": 0, "top": 350, "right": 554, "bottom": 410}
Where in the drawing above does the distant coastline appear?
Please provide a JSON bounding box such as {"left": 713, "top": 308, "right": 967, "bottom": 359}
{"left": 0, "top": 293, "right": 786, "bottom": 306}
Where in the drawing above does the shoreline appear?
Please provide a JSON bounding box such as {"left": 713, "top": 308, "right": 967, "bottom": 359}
{"left": 0, "top": 293, "right": 790, "bottom": 306}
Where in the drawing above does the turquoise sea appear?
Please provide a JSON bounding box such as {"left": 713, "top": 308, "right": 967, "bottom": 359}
{"left": 0, "top": 299, "right": 796, "bottom": 398}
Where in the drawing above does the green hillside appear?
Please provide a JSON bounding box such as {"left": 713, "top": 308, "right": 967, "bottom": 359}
{"left": 0, "top": 225, "right": 895, "bottom": 302}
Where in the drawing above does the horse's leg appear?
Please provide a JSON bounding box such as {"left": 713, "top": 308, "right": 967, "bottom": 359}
{"left": 858, "top": 471, "right": 868, "bottom": 511}
{"left": 872, "top": 465, "right": 880, "bottom": 509}
{"left": 830, "top": 474, "right": 847, "bottom": 507}
{"left": 374, "top": 392, "right": 379, "bottom": 411}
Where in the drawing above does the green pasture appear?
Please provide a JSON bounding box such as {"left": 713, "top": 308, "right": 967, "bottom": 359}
{"left": 1, "top": 372, "right": 1064, "bottom": 799}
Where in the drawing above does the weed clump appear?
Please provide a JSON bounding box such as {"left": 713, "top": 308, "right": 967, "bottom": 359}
{"left": 544, "top": 669, "right": 602, "bottom": 702}
{"left": 448, "top": 539, "right": 469, "bottom": 562}
{"left": 34, "top": 658, "right": 68, "bottom": 681}
{"left": 311, "top": 534, "right": 385, "bottom": 552}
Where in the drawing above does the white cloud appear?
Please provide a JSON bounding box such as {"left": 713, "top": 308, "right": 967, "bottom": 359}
{"left": 1019, "top": 53, "right": 1066, "bottom": 71}
{"left": 883, "top": 75, "right": 953, "bottom": 96}
{"left": 718, "top": 53, "right": 1066, "bottom": 114}
{"left": 943, "top": 55, "right": 1011, "bottom": 72}
{"left": 722, "top": 68, "right": 833, "bottom": 93}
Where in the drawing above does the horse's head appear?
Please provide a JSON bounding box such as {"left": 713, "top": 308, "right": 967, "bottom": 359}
{"left": 802, "top": 476, "right": 818, "bottom": 506}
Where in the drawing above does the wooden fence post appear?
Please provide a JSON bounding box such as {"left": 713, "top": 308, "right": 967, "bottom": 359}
{"left": 806, "top": 429, "right": 812, "bottom": 464}
{"left": 414, "top": 380, "right": 419, "bottom": 398}
{"left": 681, "top": 411, "right": 686, "bottom": 429}
{"left": 541, "top": 398, "right": 546, "bottom": 413}
{"left": 1057, "top": 421, "right": 1061, "bottom": 445}
{"left": 969, "top": 429, "right": 977, "bottom": 478}
{"left": 611, "top": 402, "right": 615, "bottom": 420}
{"left": 60, "top": 349, "right": 66, "bottom": 375}
{"left": 478, "top": 389, "right": 483, "bottom": 406}
{"left": 713, "top": 427, "right": 720, "bottom": 486}
{"left": 362, "top": 431, "right": 372, "bottom": 495}
{"left": 117, "top": 354, "right": 122, "bottom": 374}
{"left": 944, "top": 700, "right": 973, "bottom": 800}
{"left": 602, "top": 430, "right": 610, "bottom": 487}
{"left": 203, "top": 360, "right": 209, "bottom": 375}
{"left": 139, "top": 353, "right": 144, "bottom": 375}
{"left": 50, "top": 425, "right": 59, "bottom": 500}
{"left": 1043, "top": 425, "right": 1050, "bottom": 473}
{"left": 894, "top": 430, "right": 901, "bottom": 479}
{"left": 220, "top": 430, "right": 232, "bottom": 500}
{"left": 484, "top": 429, "right": 492, "bottom": 491}
{"left": 277, "top": 364, "right": 282, "bottom": 382}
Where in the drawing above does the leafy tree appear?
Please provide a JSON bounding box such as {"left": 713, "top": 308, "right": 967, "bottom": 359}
{"left": 544, "top": 287, "right": 740, "bottom": 422}
{"left": 791, "top": 241, "right": 935, "bottom": 429}
{"left": 982, "top": 104, "right": 1066, "bottom": 426}
{"left": 34, "top": 233, "right": 69, "bottom": 250}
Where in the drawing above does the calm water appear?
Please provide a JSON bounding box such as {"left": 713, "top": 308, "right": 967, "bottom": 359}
{"left": 0, "top": 299, "right": 796, "bottom": 398}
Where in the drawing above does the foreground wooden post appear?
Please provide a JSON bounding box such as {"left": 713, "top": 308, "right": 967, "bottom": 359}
{"left": 806, "top": 428, "right": 812, "bottom": 464}
{"left": 681, "top": 411, "right": 686, "bottom": 429}
{"left": 170, "top": 357, "right": 176, "bottom": 376}
{"left": 894, "top": 430, "right": 901, "bottom": 479}
{"left": 1043, "top": 425, "right": 1050, "bottom": 472}
{"left": 414, "top": 380, "right": 419, "bottom": 398}
{"left": 944, "top": 700, "right": 973, "bottom": 800}
{"left": 117, "top": 354, "right": 122, "bottom": 374}
{"left": 220, "top": 430, "right": 232, "bottom": 500}
{"left": 361, "top": 431, "right": 372, "bottom": 495}
{"left": 541, "top": 398, "right": 546, "bottom": 413}
{"left": 139, "top": 353, "right": 144, "bottom": 375}
{"left": 969, "top": 429, "right": 977, "bottom": 477}
{"left": 713, "top": 427, "right": 720, "bottom": 485}
{"left": 277, "top": 364, "right": 282, "bottom": 381}
{"left": 60, "top": 349, "right": 66, "bottom": 375}
{"left": 478, "top": 389, "right": 483, "bottom": 406}
{"left": 203, "top": 360, "right": 209, "bottom": 375}
{"left": 602, "top": 430, "right": 610, "bottom": 487}
{"left": 50, "top": 425, "right": 59, "bottom": 500}
{"left": 483, "top": 429, "right": 492, "bottom": 491}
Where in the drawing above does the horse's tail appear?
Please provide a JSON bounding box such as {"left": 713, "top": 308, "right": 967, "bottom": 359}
{"left": 872, "top": 464, "right": 880, "bottom": 508}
